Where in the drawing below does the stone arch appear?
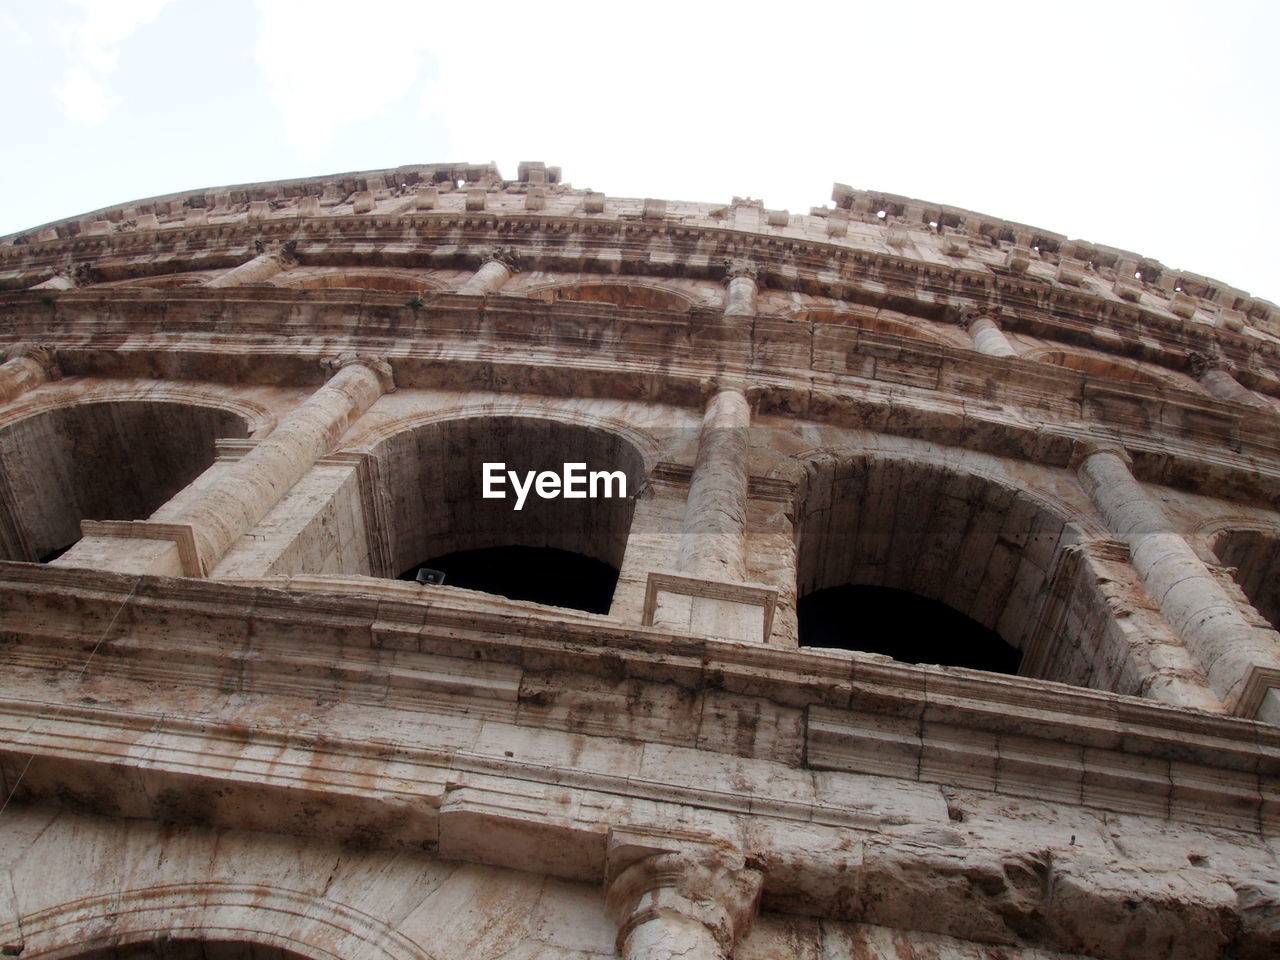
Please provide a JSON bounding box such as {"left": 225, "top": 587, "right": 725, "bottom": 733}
{"left": 0, "top": 397, "right": 253, "bottom": 561}
{"left": 1030, "top": 347, "right": 1190, "bottom": 389}
{"left": 12, "top": 882, "right": 432, "bottom": 960}
{"left": 797, "top": 309, "right": 958, "bottom": 347}
{"left": 1200, "top": 519, "right": 1280, "bottom": 632}
{"left": 789, "top": 449, "right": 1088, "bottom": 678}
{"left": 344, "top": 407, "right": 655, "bottom": 612}
{"left": 277, "top": 269, "right": 442, "bottom": 293}
{"left": 103, "top": 271, "right": 217, "bottom": 289}
{"left": 526, "top": 280, "right": 694, "bottom": 312}
{"left": 0, "top": 382, "right": 278, "bottom": 437}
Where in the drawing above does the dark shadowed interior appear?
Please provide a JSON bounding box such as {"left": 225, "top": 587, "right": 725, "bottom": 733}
{"left": 799, "top": 583, "right": 1022, "bottom": 673}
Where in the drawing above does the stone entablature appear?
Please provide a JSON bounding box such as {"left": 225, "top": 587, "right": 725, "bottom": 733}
{"left": 2, "top": 163, "right": 1275, "bottom": 359}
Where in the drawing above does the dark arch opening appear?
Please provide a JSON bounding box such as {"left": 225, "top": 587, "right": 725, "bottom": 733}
{"left": 366, "top": 416, "right": 647, "bottom": 613}
{"left": 1211, "top": 529, "right": 1280, "bottom": 630}
{"left": 0, "top": 400, "right": 250, "bottom": 562}
{"left": 401, "top": 544, "right": 618, "bottom": 614}
{"left": 799, "top": 584, "right": 1022, "bottom": 672}
{"left": 793, "top": 457, "right": 1080, "bottom": 680}
{"left": 65, "top": 940, "right": 314, "bottom": 959}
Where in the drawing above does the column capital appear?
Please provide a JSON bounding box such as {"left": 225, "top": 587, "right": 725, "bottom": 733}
{"left": 323, "top": 353, "right": 396, "bottom": 393}
{"left": 1069, "top": 437, "right": 1131, "bottom": 469}
{"left": 5, "top": 343, "right": 61, "bottom": 380}
{"left": 1188, "top": 350, "right": 1229, "bottom": 379}
{"left": 722, "top": 258, "right": 760, "bottom": 284}
{"left": 480, "top": 246, "right": 522, "bottom": 273}
{"left": 253, "top": 237, "right": 298, "bottom": 263}
{"left": 605, "top": 838, "right": 762, "bottom": 956}
{"left": 697, "top": 377, "right": 754, "bottom": 403}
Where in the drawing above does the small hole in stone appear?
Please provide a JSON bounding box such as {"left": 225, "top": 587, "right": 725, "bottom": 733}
{"left": 876, "top": 210, "right": 887, "bottom": 219}
{"left": 1134, "top": 271, "right": 1143, "bottom": 280}
{"left": 1187, "top": 854, "right": 1208, "bottom": 866}
{"left": 928, "top": 220, "right": 939, "bottom": 229}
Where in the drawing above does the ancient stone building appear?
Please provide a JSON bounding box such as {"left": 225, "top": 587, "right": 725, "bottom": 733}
{"left": 0, "top": 161, "right": 1277, "bottom": 959}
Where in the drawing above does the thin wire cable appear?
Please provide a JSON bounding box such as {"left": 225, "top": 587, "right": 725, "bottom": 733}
{"left": 0, "top": 577, "right": 140, "bottom": 819}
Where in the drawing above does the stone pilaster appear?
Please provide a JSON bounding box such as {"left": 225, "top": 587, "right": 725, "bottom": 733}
{"left": 1076, "top": 442, "right": 1280, "bottom": 715}
{"left": 458, "top": 248, "right": 520, "bottom": 295}
{"left": 967, "top": 313, "right": 1018, "bottom": 357}
{"left": 55, "top": 355, "right": 393, "bottom": 577}
{"left": 0, "top": 345, "right": 60, "bottom": 405}
{"left": 678, "top": 385, "right": 751, "bottom": 582}
{"left": 606, "top": 845, "right": 762, "bottom": 960}
{"left": 204, "top": 240, "right": 296, "bottom": 288}
{"left": 646, "top": 384, "right": 778, "bottom": 644}
{"left": 722, "top": 260, "right": 759, "bottom": 318}
{"left": 1188, "top": 352, "right": 1267, "bottom": 407}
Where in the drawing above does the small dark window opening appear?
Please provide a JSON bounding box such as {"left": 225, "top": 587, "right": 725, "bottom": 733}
{"left": 401, "top": 545, "right": 618, "bottom": 614}
{"left": 798, "top": 584, "right": 1022, "bottom": 673}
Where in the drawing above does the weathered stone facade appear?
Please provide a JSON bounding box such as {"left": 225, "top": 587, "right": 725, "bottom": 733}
{"left": 0, "top": 162, "right": 1277, "bottom": 959}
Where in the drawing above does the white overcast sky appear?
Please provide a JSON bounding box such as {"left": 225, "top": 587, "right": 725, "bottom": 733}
{"left": 3, "top": 0, "right": 1277, "bottom": 303}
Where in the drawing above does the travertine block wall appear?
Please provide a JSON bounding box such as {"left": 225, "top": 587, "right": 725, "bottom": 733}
{"left": 0, "top": 163, "right": 1278, "bottom": 960}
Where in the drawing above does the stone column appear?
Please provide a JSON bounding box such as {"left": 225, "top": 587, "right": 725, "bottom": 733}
{"left": 967, "top": 313, "right": 1018, "bottom": 357}
{"left": 205, "top": 241, "right": 296, "bottom": 288}
{"left": 1189, "top": 353, "right": 1267, "bottom": 407}
{"left": 1077, "top": 442, "right": 1280, "bottom": 714}
{"left": 457, "top": 249, "right": 519, "bottom": 295}
{"left": 678, "top": 386, "right": 751, "bottom": 582}
{"left": 0, "top": 345, "right": 60, "bottom": 405}
{"left": 178, "top": 355, "right": 393, "bottom": 571}
{"left": 722, "top": 260, "right": 758, "bottom": 318}
{"left": 606, "top": 848, "right": 762, "bottom": 960}
{"left": 56, "top": 355, "right": 393, "bottom": 577}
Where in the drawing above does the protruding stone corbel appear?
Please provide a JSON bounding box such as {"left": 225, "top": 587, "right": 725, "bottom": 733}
{"left": 324, "top": 353, "right": 396, "bottom": 393}
{"left": 605, "top": 838, "right": 763, "bottom": 960}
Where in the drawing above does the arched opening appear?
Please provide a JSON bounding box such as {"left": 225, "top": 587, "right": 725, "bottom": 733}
{"left": 800, "top": 309, "right": 955, "bottom": 346}
{"left": 1211, "top": 528, "right": 1280, "bottom": 630}
{"left": 0, "top": 401, "right": 249, "bottom": 562}
{"left": 110, "top": 272, "right": 213, "bottom": 289}
{"left": 279, "top": 270, "right": 438, "bottom": 293}
{"left": 372, "top": 416, "right": 646, "bottom": 613}
{"left": 63, "top": 941, "right": 314, "bottom": 959}
{"left": 1035, "top": 349, "right": 1179, "bottom": 388}
{"left": 793, "top": 456, "right": 1076, "bottom": 676}
{"left": 527, "top": 282, "right": 692, "bottom": 312}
